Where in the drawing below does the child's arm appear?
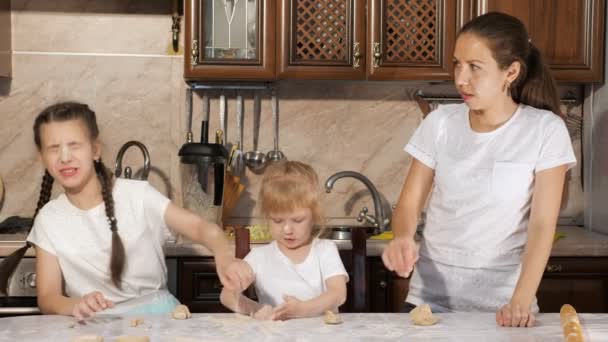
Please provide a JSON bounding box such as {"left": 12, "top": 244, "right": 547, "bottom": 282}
{"left": 35, "top": 246, "right": 113, "bottom": 320}
{"left": 164, "top": 203, "right": 253, "bottom": 290}
{"left": 272, "top": 275, "right": 347, "bottom": 320}
{"left": 220, "top": 288, "right": 271, "bottom": 319}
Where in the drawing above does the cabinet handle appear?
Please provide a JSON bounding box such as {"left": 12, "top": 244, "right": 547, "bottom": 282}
{"left": 373, "top": 42, "right": 382, "bottom": 68}
{"left": 353, "top": 42, "right": 361, "bottom": 69}
{"left": 545, "top": 264, "right": 563, "bottom": 273}
{"left": 191, "top": 39, "right": 199, "bottom": 66}
{"left": 379, "top": 280, "right": 387, "bottom": 289}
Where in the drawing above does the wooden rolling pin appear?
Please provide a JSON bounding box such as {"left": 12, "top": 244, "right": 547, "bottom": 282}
{"left": 560, "top": 304, "right": 584, "bottom": 342}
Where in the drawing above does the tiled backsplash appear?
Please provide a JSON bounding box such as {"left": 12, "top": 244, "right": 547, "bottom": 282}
{"left": 0, "top": 1, "right": 584, "bottom": 227}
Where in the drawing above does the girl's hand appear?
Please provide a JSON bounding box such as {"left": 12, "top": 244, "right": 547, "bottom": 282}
{"left": 381, "top": 237, "right": 419, "bottom": 278}
{"left": 271, "top": 295, "right": 304, "bottom": 321}
{"left": 215, "top": 254, "right": 254, "bottom": 291}
{"left": 72, "top": 291, "right": 113, "bottom": 321}
{"left": 496, "top": 302, "right": 535, "bottom": 327}
{"left": 252, "top": 304, "right": 274, "bottom": 320}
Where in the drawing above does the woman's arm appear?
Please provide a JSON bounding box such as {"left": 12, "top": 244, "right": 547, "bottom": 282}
{"left": 164, "top": 203, "right": 254, "bottom": 291}
{"left": 498, "top": 164, "right": 568, "bottom": 327}
{"left": 271, "top": 275, "right": 347, "bottom": 320}
{"left": 35, "top": 246, "right": 112, "bottom": 320}
{"left": 382, "top": 159, "right": 434, "bottom": 277}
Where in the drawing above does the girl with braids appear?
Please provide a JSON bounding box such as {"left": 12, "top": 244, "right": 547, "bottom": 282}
{"left": 0, "top": 102, "right": 252, "bottom": 320}
{"left": 382, "top": 12, "right": 576, "bottom": 327}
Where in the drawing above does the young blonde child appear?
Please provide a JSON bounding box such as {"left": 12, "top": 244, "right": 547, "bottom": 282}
{"left": 220, "top": 160, "right": 348, "bottom": 320}
{"left": 0, "top": 102, "right": 253, "bottom": 320}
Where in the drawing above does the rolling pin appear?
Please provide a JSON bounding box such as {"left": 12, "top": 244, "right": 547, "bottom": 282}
{"left": 560, "top": 304, "right": 584, "bottom": 342}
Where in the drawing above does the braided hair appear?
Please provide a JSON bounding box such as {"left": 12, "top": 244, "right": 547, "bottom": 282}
{"left": 0, "top": 102, "right": 126, "bottom": 294}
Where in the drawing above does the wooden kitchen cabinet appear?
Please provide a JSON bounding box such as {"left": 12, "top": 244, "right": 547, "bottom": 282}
{"left": 537, "top": 257, "right": 608, "bottom": 313}
{"left": 368, "top": 257, "right": 409, "bottom": 312}
{"left": 470, "top": 0, "right": 605, "bottom": 82}
{"left": 278, "top": 0, "right": 462, "bottom": 80}
{"left": 177, "top": 257, "right": 230, "bottom": 313}
{"left": 0, "top": 0, "right": 10, "bottom": 78}
{"left": 184, "top": 0, "right": 276, "bottom": 80}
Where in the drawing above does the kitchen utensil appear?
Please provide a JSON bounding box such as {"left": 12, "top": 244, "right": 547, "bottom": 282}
{"left": 220, "top": 92, "right": 228, "bottom": 149}
{"left": 179, "top": 91, "right": 227, "bottom": 208}
{"left": 267, "top": 90, "right": 285, "bottom": 162}
{"left": 229, "top": 94, "right": 245, "bottom": 175}
{"left": 222, "top": 172, "right": 245, "bottom": 222}
{"left": 244, "top": 94, "right": 266, "bottom": 171}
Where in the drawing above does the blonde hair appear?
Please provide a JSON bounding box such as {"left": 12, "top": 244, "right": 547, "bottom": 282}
{"left": 259, "top": 160, "right": 326, "bottom": 237}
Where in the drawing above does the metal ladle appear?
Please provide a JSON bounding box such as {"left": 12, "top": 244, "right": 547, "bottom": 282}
{"left": 244, "top": 94, "right": 266, "bottom": 171}
{"left": 266, "top": 90, "right": 285, "bottom": 162}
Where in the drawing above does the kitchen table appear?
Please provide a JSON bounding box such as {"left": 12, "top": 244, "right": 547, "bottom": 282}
{"left": 0, "top": 313, "right": 606, "bottom": 341}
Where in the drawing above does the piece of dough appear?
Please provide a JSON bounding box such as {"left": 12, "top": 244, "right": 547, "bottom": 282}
{"left": 560, "top": 304, "right": 584, "bottom": 342}
{"left": 115, "top": 336, "right": 149, "bottom": 342}
{"left": 324, "top": 310, "right": 343, "bottom": 325}
{"left": 171, "top": 304, "right": 192, "bottom": 320}
{"left": 410, "top": 304, "right": 439, "bottom": 326}
{"left": 72, "top": 335, "right": 103, "bottom": 342}
{"left": 129, "top": 318, "right": 144, "bottom": 327}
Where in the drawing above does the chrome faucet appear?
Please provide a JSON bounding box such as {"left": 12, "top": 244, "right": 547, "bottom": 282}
{"left": 325, "top": 171, "right": 387, "bottom": 233}
{"left": 114, "top": 140, "right": 151, "bottom": 180}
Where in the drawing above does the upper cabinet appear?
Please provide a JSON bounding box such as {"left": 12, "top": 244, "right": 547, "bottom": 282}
{"left": 277, "top": 0, "right": 460, "bottom": 80}
{"left": 185, "top": 0, "right": 605, "bottom": 82}
{"left": 471, "top": 0, "right": 605, "bottom": 82}
{"left": 277, "top": 0, "right": 367, "bottom": 80}
{"left": 184, "top": 0, "right": 276, "bottom": 80}
{"left": 0, "top": 0, "right": 11, "bottom": 78}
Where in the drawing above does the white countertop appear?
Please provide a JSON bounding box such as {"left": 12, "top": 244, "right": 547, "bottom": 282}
{"left": 0, "top": 312, "right": 606, "bottom": 341}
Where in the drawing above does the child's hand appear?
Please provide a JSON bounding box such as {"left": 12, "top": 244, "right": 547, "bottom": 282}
{"left": 215, "top": 254, "right": 254, "bottom": 291}
{"left": 72, "top": 291, "right": 114, "bottom": 321}
{"left": 252, "top": 304, "right": 274, "bottom": 320}
{"left": 271, "top": 295, "right": 304, "bottom": 321}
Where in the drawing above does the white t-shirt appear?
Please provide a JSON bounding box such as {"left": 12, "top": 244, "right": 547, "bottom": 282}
{"left": 27, "top": 178, "right": 175, "bottom": 304}
{"left": 244, "top": 238, "right": 349, "bottom": 307}
{"left": 404, "top": 103, "right": 576, "bottom": 312}
{"left": 406, "top": 103, "right": 576, "bottom": 268}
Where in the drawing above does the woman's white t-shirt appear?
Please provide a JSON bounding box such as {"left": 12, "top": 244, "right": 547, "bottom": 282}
{"left": 405, "top": 103, "right": 576, "bottom": 311}
{"left": 244, "top": 238, "right": 349, "bottom": 307}
{"left": 27, "top": 178, "right": 175, "bottom": 304}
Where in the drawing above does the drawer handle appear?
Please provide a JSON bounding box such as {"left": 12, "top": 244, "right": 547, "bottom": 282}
{"left": 379, "top": 280, "right": 387, "bottom": 289}
{"left": 546, "top": 264, "right": 562, "bottom": 273}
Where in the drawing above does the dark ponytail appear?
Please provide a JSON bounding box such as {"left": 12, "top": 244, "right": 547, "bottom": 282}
{"left": 0, "top": 170, "right": 54, "bottom": 295}
{"left": 95, "top": 159, "right": 125, "bottom": 289}
{"left": 459, "top": 12, "right": 561, "bottom": 117}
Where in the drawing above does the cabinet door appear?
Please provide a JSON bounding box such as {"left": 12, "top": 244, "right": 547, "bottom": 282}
{"left": 368, "top": 257, "right": 410, "bottom": 312}
{"left": 277, "top": 0, "right": 366, "bottom": 79}
{"left": 536, "top": 257, "right": 608, "bottom": 313}
{"left": 177, "top": 258, "right": 230, "bottom": 313}
{"left": 367, "top": 0, "right": 460, "bottom": 80}
{"left": 184, "top": 0, "right": 276, "bottom": 80}
{"left": 473, "top": 0, "right": 605, "bottom": 82}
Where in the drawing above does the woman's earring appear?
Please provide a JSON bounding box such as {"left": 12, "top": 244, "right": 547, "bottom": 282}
{"left": 503, "top": 81, "right": 511, "bottom": 97}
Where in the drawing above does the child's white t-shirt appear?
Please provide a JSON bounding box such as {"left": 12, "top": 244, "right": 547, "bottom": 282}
{"left": 27, "top": 178, "right": 175, "bottom": 304}
{"left": 406, "top": 103, "right": 576, "bottom": 268}
{"left": 244, "top": 238, "right": 349, "bottom": 307}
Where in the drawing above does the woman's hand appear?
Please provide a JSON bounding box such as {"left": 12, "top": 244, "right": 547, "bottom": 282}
{"left": 252, "top": 304, "right": 274, "bottom": 320}
{"left": 496, "top": 302, "right": 535, "bottom": 327}
{"left": 381, "top": 237, "right": 419, "bottom": 278}
{"left": 271, "top": 295, "right": 305, "bottom": 321}
{"left": 215, "top": 254, "right": 254, "bottom": 291}
{"left": 71, "top": 291, "right": 113, "bottom": 321}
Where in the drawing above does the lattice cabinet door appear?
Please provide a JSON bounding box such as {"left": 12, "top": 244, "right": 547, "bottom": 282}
{"left": 473, "top": 0, "right": 605, "bottom": 83}
{"left": 367, "top": 0, "right": 459, "bottom": 80}
{"left": 185, "top": 0, "right": 276, "bottom": 80}
{"left": 277, "top": 0, "right": 366, "bottom": 79}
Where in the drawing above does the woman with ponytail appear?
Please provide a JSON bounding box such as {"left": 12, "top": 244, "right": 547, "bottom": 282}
{"left": 382, "top": 12, "right": 576, "bottom": 327}
{"left": 0, "top": 102, "right": 252, "bottom": 320}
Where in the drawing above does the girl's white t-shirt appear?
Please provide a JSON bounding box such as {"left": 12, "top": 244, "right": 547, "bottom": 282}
{"left": 27, "top": 178, "right": 174, "bottom": 304}
{"left": 244, "top": 238, "right": 349, "bottom": 307}
{"left": 406, "top": 103, "right": 576, "bottom": 268}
